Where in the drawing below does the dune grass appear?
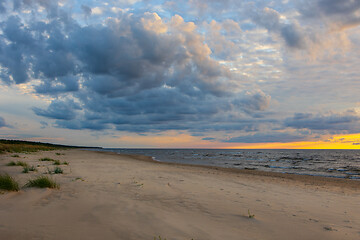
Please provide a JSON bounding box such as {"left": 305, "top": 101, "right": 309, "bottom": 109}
{"left": 53, "top": 160, "right": 61, "bottom": 165}
{"left": 11, "top": 154, "right": 20, "bottom": 157}
{"left": 6, "top": 161, "right": 29, "bottom": 167}
{"left": 0, "top": 174, "right": 20, "bottom": 191}
{"left": 16, "top": 161, "right": 28, "bottom": 167}
{"left": 0, "top": 140, "right": 66, "bottom": 154}
{"left": 53, "top": 167, "right": 63, "bottom": 174}
{"left": 25, "top": 176, "right": 59, "bottom": 189}
{"left": 39, "top": 157, "right": 54, "bottom": 162}
{"left": 22, "top": 166, "right": 37, "bottom": 173}
{"left": 248, "top": 209, "right": 255, "bottom": 218}
{"left": 6, "top": 161, "right": 17, "bottom": 166}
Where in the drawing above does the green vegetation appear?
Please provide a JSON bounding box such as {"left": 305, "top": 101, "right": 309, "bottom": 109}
{"left": 0, "top": 174, "right": 20, "bottom": 191}
{"left": 47, "top": 166, "right": 63, "bottom": 174}
{"left": 6, "top": 161, "right": 17, "bottom": 166}
{"left": 53, "top": 160, "right": 61, "bottom": 165}
{"left": 11, "top": 154, "right": 20, "bottom": 157}
{"left": 248, "top": 209, "right": 255, "bottom": 219}
{"left": 39, "top": 158, "right": 67, "bottom": 166}
{"left": 25, "top": 176, "right": 59, "bottom": 189}
{"left": 6, "top": 161, "right": 29, "bottom": 167}
{"left": 22, "top": 166, "right": 37, "bottom": 173}
{"left": 55, "top": 152, "right": 65, "bottom": 156}
{"left": 0, "top": 139, "right": 69, "bottom": 154}
{"left": 39, "top": 157, "right": 55, "bottom": 162}
{"left": 53, "top": 167, "right": 63, "bottom": 174}
{"left": 15, "top": 161, "right": 28, "bottom": 167}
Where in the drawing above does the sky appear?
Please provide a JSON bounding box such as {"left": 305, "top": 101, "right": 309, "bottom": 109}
{"left": 0, "top": 0, "right": 360, "bottom": 149}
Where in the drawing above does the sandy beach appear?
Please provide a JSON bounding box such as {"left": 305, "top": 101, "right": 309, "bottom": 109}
{"left": 1, "top": 149, "right": 360, "bottom": 240}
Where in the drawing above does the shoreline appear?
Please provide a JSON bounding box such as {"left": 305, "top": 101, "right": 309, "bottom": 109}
{"left": 93, "top": 150, "right": 360, "bottom": 191}
{"left": 90, "top": 148, "right": 360, "bottom": 181}
{"left": 1, "top": 149, "right": 360, "bottom": 240}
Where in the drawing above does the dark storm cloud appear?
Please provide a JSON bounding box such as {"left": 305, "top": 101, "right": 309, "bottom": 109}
{"left": 34, "top": 76, "right": 79, "bottom": 95}
{"left": 32, "top": 99, "right": 82, "bottom": 120}
{"left": 0, "top": 3, "right": 272, "bottom": 133}
{"left": 285, "top": 110, "right": 360, "bottom": 133}
{"left": 224, "top": 132, "right": 307, "bottom": 143}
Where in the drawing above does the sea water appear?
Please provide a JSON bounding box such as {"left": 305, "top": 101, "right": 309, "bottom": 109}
{"left": 97, "top": 149, "right": 360, "bottom": 179}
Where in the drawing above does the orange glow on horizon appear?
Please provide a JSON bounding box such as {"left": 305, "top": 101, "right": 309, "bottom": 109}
{"left": 225, "top": 133, "right": 360, "bottom": 149}
{"left": 110, "top": 132, "right": 360, "bottom": 149}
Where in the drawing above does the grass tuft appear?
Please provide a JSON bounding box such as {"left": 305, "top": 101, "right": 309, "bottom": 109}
{"left": 53, "top": 160, "right": 61, "bottom": 165}
{"left": 22, "top": 166, "right": 37, "bottom": 173}
{"left": 53, "top": 167, "right": 63, "bottom": 174}
{"left": 7, "top": 161, "right": 28, "bottom": 167}
{"left": 39, "top": 157, "right": 54, "bottom": 162}
{"left": 0, "top": 174, "right": 20, "bottom": 191}
{"left": 11, "top": 154, "right": 20, "bottom": 158}
{"left": 248, "top": 209, "right": 255, "bottom": 218}
{"left": 6, "top": 161, "right": 17, "bottom": 166}
{"left": 25, "top": 176, "right": 59, "bottom": 189}
{"left": 15, "top": 161, "right": 28, "bottom": 167}
{"left": 63, "top": 161, "right": 69, "bottom": 165}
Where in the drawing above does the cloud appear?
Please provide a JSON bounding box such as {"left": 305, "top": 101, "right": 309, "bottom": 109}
{"left": 300, "top": 0, "right": 360, "bottom": 29}
{"left": 251, "top": 7, "right": 310, "bottom": 50}
{"left": 0, "top": 2, "right": 6, "bottom": 13}
{"left": 224, "top": 132, "right": 307, "bottom": 143}
{"left": 0, "top": 116, "right": 6, "bottom": 128}
{"left": 32, "top": 99, "right": 82, "bottom": 120}
{"left": 81, "top": 5, "right": 92, "bottom": 18}
{"left": 202, "top": 137, "right": 216, "bottom": 141}
{"left": 233, "top": 90, "right": 271, "bottom": 114}
{"left": 285, "top": 110, "right": 360, "bottom": 133}
{"left": 0, "top": 7, "right": 272, "bottom": 133}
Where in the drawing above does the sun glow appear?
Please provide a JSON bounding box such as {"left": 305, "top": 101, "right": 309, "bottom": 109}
{"left": 227, "top": 133, "right": 360, "bottom": 149}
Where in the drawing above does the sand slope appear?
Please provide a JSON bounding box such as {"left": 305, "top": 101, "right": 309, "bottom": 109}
{"left": 1, "top": 149, "right": 359, "bottom": 240}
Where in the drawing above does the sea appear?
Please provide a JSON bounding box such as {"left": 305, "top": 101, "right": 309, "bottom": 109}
{"left": 95, "top": 149, "right": 360, "bottom": 180}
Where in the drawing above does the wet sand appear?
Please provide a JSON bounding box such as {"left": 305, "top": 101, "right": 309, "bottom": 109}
{"left": 1, "top": 149, "right": 359, "bottom": 240}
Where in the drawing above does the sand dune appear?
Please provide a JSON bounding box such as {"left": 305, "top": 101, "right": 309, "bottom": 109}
{"left": 1, "top": 149, "right": 359, "bottom": 240}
